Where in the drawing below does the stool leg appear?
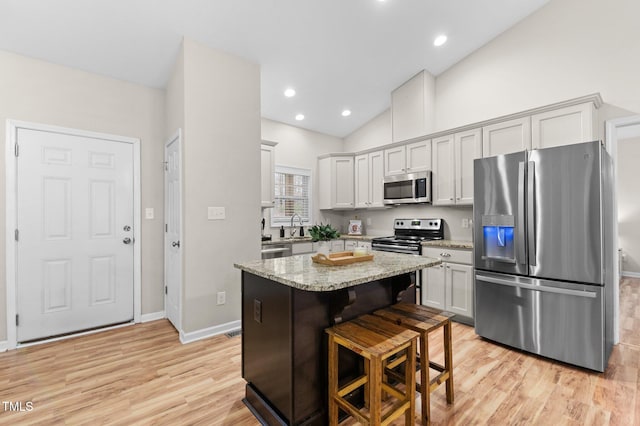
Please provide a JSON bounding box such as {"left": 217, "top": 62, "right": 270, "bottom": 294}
{"left": 444, "top": 320, "right": 454, "bottom": 404}
{"left": 328, "top": 334, "right": 339, "bottom": 426}
{"left": 405, "top": 339, "right": 417, "bottom": 425}
{"left": 420, "top": 333, "right": 431, "bottom": 425}
{"left": 364, "top": 357, "right": 370, "bottom": 408}
{"left": 369, "top": 355, "right": 382, "bottom": 426}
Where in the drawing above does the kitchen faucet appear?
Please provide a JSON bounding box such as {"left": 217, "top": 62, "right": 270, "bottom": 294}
{"left": 290, "top": 213, "right": 302, "bottom": 237}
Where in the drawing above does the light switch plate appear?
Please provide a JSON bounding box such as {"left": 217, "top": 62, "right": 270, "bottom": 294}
{"left": 208, "top": 206, "right": 225, "bottom": 220}
{"left": 145, "top": 208, "right": 154, "bottom": 220}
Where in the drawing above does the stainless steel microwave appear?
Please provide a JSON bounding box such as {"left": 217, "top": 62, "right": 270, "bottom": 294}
{"left": 383, "top": 171, "right": 432, "bottom": 205}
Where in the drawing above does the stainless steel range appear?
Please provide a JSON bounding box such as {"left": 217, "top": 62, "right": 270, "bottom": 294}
{"left": 372, "top": 219, "right": 444, "bottom": 255}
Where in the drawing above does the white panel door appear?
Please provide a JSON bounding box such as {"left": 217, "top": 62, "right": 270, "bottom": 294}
{"left": 446, "top": 263, "right": 474, "bottom": 318}
{"left": 384, "top": 146, "right": 406, "bottom": 176}
{"left": 354, "top": 154, "right": 369, "bottom": 208}
{"left": 432, "top": 135, "right": 455, "bottom": 205}
{"left": 16, "top": 128, "right": 134, "bottom": 342}
{"left": 531, "top": 103, "right": 596, "bottom": 149}
{"left": 482, "top": 117, "right": 532, "bottom": 157}
{"left": 165, "top": 133, "right": 182, "bottom": 331}
{"left": 405, "top": 139, "right": 431, "bottom": 173}
{"left": 369, "top": 150, "right": 385, "bottom": 207}
{"left": 454, "top": 129, "right": 482, "bottom": 205}
{"left": 422, "top": 264, "right": 446, "bottom": 309}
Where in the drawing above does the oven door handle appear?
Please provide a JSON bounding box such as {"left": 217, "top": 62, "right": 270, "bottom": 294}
{"left": 372, "top": 244, "right": 420, "bottom": 254}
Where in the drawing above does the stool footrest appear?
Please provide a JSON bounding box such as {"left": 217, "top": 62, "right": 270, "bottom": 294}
{"left": 338, "top": 374, "right": 368, "bottom": 398}
{"left": 382, "top": 400, "right": 412, "bottom": 426}
{"left": 334, "top": 395, "right": 369, "bottom": 425}
{"left": 429, "top": 371, "right": 451, "bottom": 392}
{"left": 429, "top": 360, "right": 445, "bottom": 372}
{"left": 381, "top": 381, "right": 407, "bottom": 402}
{"left": 386, "top": 354, "right": 407, "bottom": 370}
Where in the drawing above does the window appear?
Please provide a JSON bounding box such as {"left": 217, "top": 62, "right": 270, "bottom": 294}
{"left": 271, "top": 165, "right": 312, "bottom": 226}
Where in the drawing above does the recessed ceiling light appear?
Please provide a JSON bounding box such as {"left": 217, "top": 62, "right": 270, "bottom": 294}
{"left": 434, "top": 34, "right": 448, "bottom": 47}
{"left": 284, "top": 88, "right": 296, "bottom": 97}
{"left": 342, "top": 110, "right": 352, "bottom": 117}
{"left": 295, "top": 114, "right": 305, "bottom": 121}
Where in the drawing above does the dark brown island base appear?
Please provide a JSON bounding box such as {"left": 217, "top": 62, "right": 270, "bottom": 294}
{"left": 234, "top": 251, "right": 441, "bottom": 425}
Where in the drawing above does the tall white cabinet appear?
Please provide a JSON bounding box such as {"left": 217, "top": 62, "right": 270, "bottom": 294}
{"left": 391, "top": 70, "right": 435, "bottom": 143}
{"left": 432, "top": 129, "right": 481, "bottom": 206}
{"left": 355, "top": 150, "right": 385, "bottom": 208}
{"left": 482, "top": 117, "right": 531, "bottom": 157}
{"left": 318, "top": 154, "right": 354, "bottom": 210}
{"left": 383, "top": 138, "right": 431, "bottom": 177}
{"left": 260, "top": 141, "right": 277, "bottom": 208}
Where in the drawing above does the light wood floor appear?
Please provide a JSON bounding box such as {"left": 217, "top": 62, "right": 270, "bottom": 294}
{"left": 2, "top": 278, "right": 640, "bottom": 425}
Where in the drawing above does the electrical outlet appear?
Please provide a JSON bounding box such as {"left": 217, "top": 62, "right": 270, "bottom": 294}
{"left": 208, "top": 207, "right": 226, "bottom": 220}
{"left": 366, "top": 217, "right": 372, "bottom": 226}
{"left": 462, "top": 218, "right": 469, "bottom": 229}
{"left": 145, "top": 207, "right": 154, "bottom": 219}
{"left": 217, "top": 291, "right": 226, "bottom": 305}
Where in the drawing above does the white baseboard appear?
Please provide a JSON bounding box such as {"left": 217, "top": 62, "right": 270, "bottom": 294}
{"left": 622, "top": 270, "right": 640, "bottom": 278}
{"left": 0, "top": 340, "right": 8, "bottom": 352}
{"left": 141, "top": 311, "right": 166, "bottom": 323}
{"left": 179, "top": 320, "right": 241, "bottom": 344}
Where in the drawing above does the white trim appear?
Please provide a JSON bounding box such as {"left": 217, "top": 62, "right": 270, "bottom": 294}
{"left": 179, "top": 320, "right": 241, "bottom": 344}
{"left": 5, "top": 119, "right": 142, "bottom": 350}
{"left": 605, "top": 114, "right": 640, "bottom": 345}
{"left": 622, "top": 271, "right": 640, "bottom": 279}
{"left": 141, "top": 311, "right": 166, "bottom": 323}
{"left": 0, "top": 341, "right": 8, "bottom": 352}
{"left": 16, "top": 322, "right": 134, "bottom": 349}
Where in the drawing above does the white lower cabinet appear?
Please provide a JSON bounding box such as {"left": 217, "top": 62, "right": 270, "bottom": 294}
{"left": 291, "top": 242, "right": 314, "bottom": 255}
{"left": 344, "top": 240, "right": 372, "bottom": 251}
{"left": 422, "top": 247, "right": 474, "bottom": 321}
{"left": 331, "top": 240, "right": 345, "bottom": 252}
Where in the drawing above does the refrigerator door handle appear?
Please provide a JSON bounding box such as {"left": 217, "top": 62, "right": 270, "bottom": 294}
{"left": 476, "top": 274, "right": 598, "bottom": 298}
{"left": 517, "top": 162, "right": 526, "bottom": 264}
{"left": 527, "top": 161, "right": 536, "bottom": 266}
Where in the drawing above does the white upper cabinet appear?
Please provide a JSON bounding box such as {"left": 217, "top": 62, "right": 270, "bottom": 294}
{"left": 260, "top": 142, "right": 276, "bottom": 208}
{"left": 384, "top": 146, "right": 406, "bottom": 176}
{"left": 433, "top": 129, "right": 481, "bottom": 206}
{"left": 384, "top": 138, "right": 431, "bottom": 177}
{"left": 454, "top": 129, "right": 482, "bottom": 205}
{"left": 531, "top": 102, "right": 597, "bottom": 149}
{"left": 405, "top": 139, "right": 431, "bottom": 173}
{"left": 355, "top": 150, "right": 385, "bottom": 209}
{"left": 318, "top": 155, "right": 354, "bottom": 210}
{"left": 482, "top": 117, "right": 532, "bottom": 157}
{"left": 432, "top": 135, "right": 455, "bottom": 205}
{"left": 391, "top": 70, "right": 436, "bottom": 143}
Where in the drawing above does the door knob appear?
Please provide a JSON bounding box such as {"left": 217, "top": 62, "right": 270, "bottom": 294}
{"left": 123, "top": 225, "right": 131, "bottom": 231}
{"left": 172, "top": 241, "right": 181, "bottom": 248}
{"left": 123, "top": 237, "right": 132, "bottom": 244}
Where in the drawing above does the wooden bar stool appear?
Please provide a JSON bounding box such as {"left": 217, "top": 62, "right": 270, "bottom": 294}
{"left": 373, "top": 303, "right": 454, "bottom": 425}
{"left": 326, "top": 314, "right": 419, "bottom": 425}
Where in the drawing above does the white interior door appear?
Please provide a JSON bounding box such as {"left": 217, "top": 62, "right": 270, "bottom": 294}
{"left": 165, "top": 132, "right": 182, "bottom": 331}
{"left": 16, "top": 128, "right": 135, "bottom": 342}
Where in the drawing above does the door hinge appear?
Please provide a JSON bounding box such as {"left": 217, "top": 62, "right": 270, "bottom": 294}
{"left": 163, "top": 161, "right": 168, "bottom": 171}
{"left": 165, "top": 286, "right": 168, "bottom": 295}
{"left": 14, "top": 229, "right": 18, "bottom": 241}
{"left": 15, "top": 314, "right": 19, "bottom": 326}
{"left": 165, "top": 224, "right": 168, "bottom": 233}
{"left": 14, "top": 144, "right": 19, "bottom": 157}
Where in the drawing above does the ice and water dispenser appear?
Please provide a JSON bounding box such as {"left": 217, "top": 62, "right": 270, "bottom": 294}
{"left": 481, "top": 215, "right": 516, "bottom": 263}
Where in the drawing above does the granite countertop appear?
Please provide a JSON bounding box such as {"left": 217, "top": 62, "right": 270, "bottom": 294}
{"left": 234, "top": 251, "right": 441, "bottom": 292}
{"left": 422, "top": 240, "right": 473, "bottom": 249}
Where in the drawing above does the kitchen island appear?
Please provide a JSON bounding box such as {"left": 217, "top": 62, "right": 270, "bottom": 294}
{"left": 234, "top": 251, "right": 440, "bottom": 425}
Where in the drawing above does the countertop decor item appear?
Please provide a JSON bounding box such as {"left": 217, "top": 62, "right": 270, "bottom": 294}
{"left": 348, "top": 219, "right": 362, "bottom": 235}
{"left": 308, "top": 223, "right": 340, "bottom": 242}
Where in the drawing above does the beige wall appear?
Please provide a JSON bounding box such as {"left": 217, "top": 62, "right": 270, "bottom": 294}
{"left": 617, "top": 136, "right": 640, "bottom": 274}
{"left": 180, "top": 39, "right": 261, "bottom": 333}
{"left": 261, "top": 119, "right": 345, "bottom": 233}
{"left": 434, "top": 0, "right": 640, "bottom": 130}
{"left": 343, "top": 109, "right": 391, "bottom": 153}
{"left": 0, "top": 50, "right": 165, "bottom": 342}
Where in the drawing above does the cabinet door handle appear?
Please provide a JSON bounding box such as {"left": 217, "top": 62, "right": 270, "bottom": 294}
{"left": 450, "top": 198, "right": 454, "bottom": 201}
{"left": 440, "top": 253, "right": 451, "bottom": 257}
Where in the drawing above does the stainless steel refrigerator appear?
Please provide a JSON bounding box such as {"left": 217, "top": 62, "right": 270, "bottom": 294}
{"left": 473, "top": 141, "right": 615, "bottom": 372}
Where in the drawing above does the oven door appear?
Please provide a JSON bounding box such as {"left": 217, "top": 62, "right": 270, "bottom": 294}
{"left": 372, "top": 242, "right": 421, "bottom": 255}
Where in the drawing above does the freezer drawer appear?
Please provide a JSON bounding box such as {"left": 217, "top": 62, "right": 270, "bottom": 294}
{"left": 475, "top": 271, "right": 606, "bottom": 371}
